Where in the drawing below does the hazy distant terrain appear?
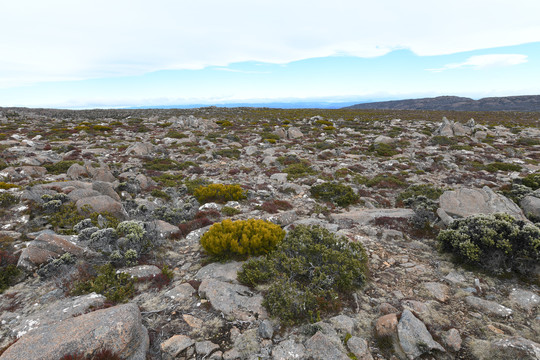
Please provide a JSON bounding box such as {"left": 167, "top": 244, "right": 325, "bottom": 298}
{"left": 345, "top": 95, "right": 540, "bottom": 111}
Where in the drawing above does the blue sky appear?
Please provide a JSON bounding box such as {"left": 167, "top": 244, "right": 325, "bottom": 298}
{"left": 1, "top": 1, "right": 539, "bottom": 108}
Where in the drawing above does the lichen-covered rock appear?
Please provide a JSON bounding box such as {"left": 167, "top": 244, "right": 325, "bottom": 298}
{"left": 76, "top": 195, "right": 127, "bottom": 220}
{"left": 0, "top": 303, "right": 149, "bottom": 360}
{"left": 17, "top": 233, "right": 84, "bottom": 271}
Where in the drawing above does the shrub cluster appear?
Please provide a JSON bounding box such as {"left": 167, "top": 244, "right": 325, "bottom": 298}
{"left": 71, "top": 263, "right": 135, "bottom": 303}
{"left": 200, "top": 219, "right": 285, "bottom": 259}
{"left": 484, "top": 162, "right": 522, "bottom": 173}
{"left": 238, "top": 225, "right": 368, "bottom": 325}
{"left": 44, "top": 160, "right": 84, "bottom": 175}
{"left": 0, "top": 250, "right": 21, "bottom": 293}
{"left": 522, "top": 172, "right": 540, "bottom": 190}
{"left": 193, "top": 184, "right": 246, "bottom": 204}
{"left": 310, "top": 182, "right": 359, "bottom": 207}
{"left": 437, "top": 213, "right": 540, "bottom": 277}
{"left": 396, "top": 184, "right": 444, "bottom": 206}
{"left": 260, "top": 199, "right": 293, "bottom": 213}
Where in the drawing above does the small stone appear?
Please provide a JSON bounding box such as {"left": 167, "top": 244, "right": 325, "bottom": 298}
{"left": 376, "top": 313, "right": 398, "bottom": 338}
{"left": 397, "top": 309, "right": 445, "bottom": 359}
{"left": 183, "top": 314, "right": 203, "bottom": 328}
{"left": 272, "top": 339, "right": 306, "bottom": 360}
{"left": 195, "top": 340, "right": 220, "bottom": 356}
{"left": 422, "top": 282, "right": 450, "bottom": 302}
{"left": 258, "top": 319, "right": 274, "bottom": 339}
{"left": 160, "top": 334, "right": 194, "bottom": 358}
{"left": 379, "top": 303, "right": 398, "bottom": 315}
{"left": 442, "top": 328, "right": 462, "bottom": 352}
{"left": 346, "top": 336, "right": 373, "bottom": 360}
{"left": 487, "top": 324, "right": 505, "bottom": 334}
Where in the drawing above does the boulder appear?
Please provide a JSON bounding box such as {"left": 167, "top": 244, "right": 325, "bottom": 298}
{"left": 17, "top": 233, "right": 85, "bottom": 271}
{"left": 198, "top": 279, "right": 267, "bottom": 321}
{"left": 520, "top": 195, "right": 540, "bottom": 220}
{"left": 330, "top": 208, "right": 415, "bottom": 227}
{"left": 465, "top": 296, "right": 513, "bottom": 317}
{"left": 287, "top": 127, "right": 304, "bottom": 139}
{"left": 125, "top": 142, "right": 156, "bottom": 156}
{"left": 76, "top": 195, "right": 127, "bottom": 220}
{"left": 305, "top": 331, "right": 349, "bottom": 360}
{"left": 397, "top": 309, "right": 445, "bottom": 358}
{"left": 438, "top": 186, "right": 526, "bottom": 221}
{"left": 272, "top": 340, "right": 306, "bottom": 360}
{"left": 195, "top": 261, "right": 243, "bottom": 283}
{"left": 0, "top": 303, "right": 149, "bottom": 360}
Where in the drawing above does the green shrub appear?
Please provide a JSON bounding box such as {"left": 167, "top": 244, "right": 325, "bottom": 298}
{"left": 165, "top": 130, "right": 188, "bottom": 139}
{"left": 485, "top": 162, "right": 522, "bottom": 173}
{"left": 396, "top": 184, "right": 444, "bottom": 206}
{"left": 152, "top": 173, "right": 184, "bottom": 187}
{"left": 200, "top": 219, "right": 285, "bottom": 259}
{"left": 194, "top": 184, "right": 246, "bottom": 204}
{"left": 44, "top": 161, "right": 84, "bottom": 175}
{"left": 71, "top": 263, "right": 135, "bottom": 303}
{"left": 437, "top": 213, "right": 540, "bottom": 277}
{"left": 522, "top": 172, "right": 540, "bottom": 190}
{"left": 48, "top": 203, "right": 119, "bottom": 235}
{"left": 150, "top": 189, "right": 171, "bottom": 200}
{"left": 284, "top": 161, "right": 316, "bottom": 180}
{"left": 310, "top": 182, "right": 359, "bottom": 207}
{"left": 354, "top": 173, "right": 407, "bottom": 188}
{"left": 143, "top": 158, "right": 193, "bottom": 171}
{"left": 0, "top": 264, "right": 21, "bottom": 294}
{"left": 92, "top": 124, "right": 112, "bottom": 131}
{"left": 430, "top": 136, "right": 457, "bottom": 146}
{"left": 368, "top": 143, "right": 399, "bottom": 157}
{"left": 238, "top": 225, "right": 368, "bottom": 325}
{"left": 221, "top": 206, "right": 242, "bottom": 216}
{"left": 0, "top": 193, "right": 18, "bottom": 208}
{"left": 214, "top": 149, "right": 241, "bottom": 159}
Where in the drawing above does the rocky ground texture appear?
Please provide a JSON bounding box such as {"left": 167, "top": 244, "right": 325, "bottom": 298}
{"left": 0, "top": 107, "right": 539, "bottom": 359}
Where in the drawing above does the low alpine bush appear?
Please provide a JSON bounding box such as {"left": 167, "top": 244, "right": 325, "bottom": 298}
{"left": 238, "top": 225, "right": 368, "bottom": 325}
{"left": 437, "top": 213, "right": 540, "bottom": 277}
{"left": 310, "top": 182, "right": 359, "bottom": 207}
{"left": 193, "top": 184, "right": 247, "bottom": 204}
{"left": 200, "top": 219, "right": 285, "bottom": 259}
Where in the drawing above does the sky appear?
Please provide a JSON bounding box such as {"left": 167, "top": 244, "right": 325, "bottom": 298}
{"left": 1, "top": 1, "right": 539, "bottom": 109}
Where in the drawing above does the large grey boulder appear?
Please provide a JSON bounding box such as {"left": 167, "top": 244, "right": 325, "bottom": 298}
{"left": 12, "top": 293, "right": 106, "bottom": 338}
{"left": 465, "top": 296, "right": 513, "bottom": 318}
{"left": 438, "top": 186, "right": 526, "bottom": 221}
{"left": 0, "top": 303, "right": 149, "bottom": 360}
{"left": 76, "top": 195, "right": 128, "bottom": 220}
{"left": 520, "top": 195, "right": 540, "bottom": 220}
{"left": 125, "top": 142, "right": 156, "bottom": 156}
{"left": 17, "top": 232, "right": 85, "bottom": 271}
{"left": 397, "top": 309, "right": 445, "bottom": 359}
{"left": 305, "top": 331, "right": 349, "bottom": 360}
{"left": 198, "top": 279, "right": 267, "bottom": 321}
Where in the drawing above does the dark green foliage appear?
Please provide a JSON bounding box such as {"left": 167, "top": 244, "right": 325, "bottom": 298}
{"left": 522, "top": 172, "right": 540, "bottom": 190}
{"left": 0, "top": 264, "right": 21, "bottom": 294}
{"left": 221, "top": 206, "right": 242, "bottom": 216}
{"left": 59, "top": 348, "right": 122, "bottom": 360}
{"left": 310, "top": 182, "right": 359, "bottom": 207}
{"left": 71, "top": 263, "right": 135, "bottom": 303}
{"left": 354, "top": 173, "right": 407, "bottom": 188}
{"left": 396, "top": 184, "right": 444, "bottom": 206}
{"left": 165, "top": 130, "right": 188, "bottom": 139}
{"left": 0, "top": 193, "right": 18, "bottom": 208}
{"left": 517, "top": 137, "right": 540, "bottom": 146}
{"left": 500, "top": 183, "right": 532, "bottom": 204}
{"left": 437, "top": 213, "right": 540, "bottom": 277}
{"left": 484, "top": 162, "right": 522, "bottom": 173}
{"left": 214, "top": 149, "right": 241, "bottom": 159}
{"left": 143, "top": 158, "right": 194, "bottom": 171}
{"left": 430, "top": 136, "right": 457, "bottom": 146}
{"left": 152, "top": 173, "right": 184, "bottom": 187}
{"left": 48, "top": 203, "right": 119, "bottom": 235}
{"left": 150, "top": 189, "right": 171, "bottom": 200}
{"left": 368, "top": 143, "right": 399, "bottom": 157}
{"left": 283, "top": 161, "right": 316, "bottom": 180}
{"left": 44, "top": 160, "right": 83, "bottom": 175}
{"left": 238, "top": 225, "right": 368, "bottom": 325}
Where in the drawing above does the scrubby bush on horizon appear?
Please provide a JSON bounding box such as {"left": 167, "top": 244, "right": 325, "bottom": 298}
{"left": 437, "top": 213, "right": 540, "bottom": 278}
{"left": 193, "top": 183, "right": 246, "bottom": 204}
{"left": 310, "top": 182, "right": 359, "bottom": 207}
{"left": 200, "top": 219, "right": 285, "bottom": 259}
{"left": 238, "top": 225, "right": 368, "bottom": 325}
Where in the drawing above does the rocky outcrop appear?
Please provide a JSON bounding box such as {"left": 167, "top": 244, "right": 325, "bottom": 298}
{"left": 0, "top": 303, "right": 149, "bottom": 360}
{"left": 17, "top": 232, "right": 85, "bottom": 271}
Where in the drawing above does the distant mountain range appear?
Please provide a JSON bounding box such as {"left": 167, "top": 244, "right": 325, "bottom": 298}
{"left": 128, "top": 100, "right": 366, "bottom": 110}
{"left": 344, "top": 95, "right": 540, "bottom": 111}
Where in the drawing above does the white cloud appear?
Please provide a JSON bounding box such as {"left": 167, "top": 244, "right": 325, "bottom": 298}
{"left": 427, "top": 54, "right": 528, "bottom": 72}
{"left": 1, "top": 0, "right": 540, "bottom": 87}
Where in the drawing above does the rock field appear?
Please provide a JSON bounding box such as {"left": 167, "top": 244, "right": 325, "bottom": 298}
{"left": 0, "top": 107, "right": 539, "bottom": 359}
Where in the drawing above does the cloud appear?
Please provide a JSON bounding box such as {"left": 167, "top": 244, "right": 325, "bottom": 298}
{"left": 427, "top": 54, "right": 528, "bottom": 72}
{"left": 1, "top": 0, "right": 540, "bottom": 87}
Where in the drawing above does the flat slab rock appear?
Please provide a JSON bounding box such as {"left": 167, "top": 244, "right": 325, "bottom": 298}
{"left": 195, "top": 261, "right": 243, "bottom": 283}
{"left": 12, "top": 293, "right": 106, "bottom": 338}
{"left": 438, "top": 186, "right": 526, "bottom": 221}
{"left": 0, "top": 303, "right": 149, "bottom": 360}
{"left": 17, "top": 232, "right": 85, "bottom": 271}
{"left": 198, "top": 279, "right": 267, "bottom": 321}
{"left": 330, "top": 208, "right": 415, "bottom": 226}
{"left": 465, "top": 296, "right": 513, "bottom": 317}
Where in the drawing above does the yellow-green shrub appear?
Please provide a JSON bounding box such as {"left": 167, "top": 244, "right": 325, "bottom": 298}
{"left": 194, "top": 184, "right": 246, "bottom": 204}
{"left": 200, "top": 219, "right": 285, "bottom": 259}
